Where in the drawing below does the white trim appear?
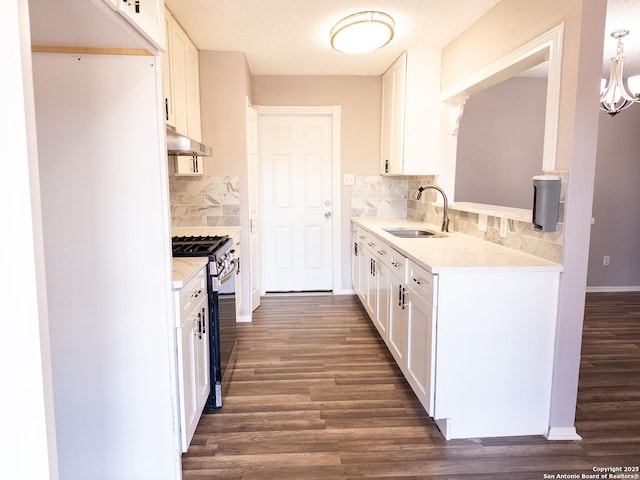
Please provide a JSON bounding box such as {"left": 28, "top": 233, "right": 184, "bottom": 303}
{"left": 586, "top": 285, "right": 640, "bottom": 293}
{"left": 545, "top": 426, "right": 582, "bottom": 441}
{"left": 334, "top": 288, "right": 356, "bottom": 295}
{"left": 256, "top": 105, "right": 342, "bottom": 294}
{"left": 441, "top": 23, "right": 564, "bottom": 172}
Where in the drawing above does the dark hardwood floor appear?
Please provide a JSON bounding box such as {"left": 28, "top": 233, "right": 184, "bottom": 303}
{"left": 182, "top": 293, "right": 640, "bottom": 479}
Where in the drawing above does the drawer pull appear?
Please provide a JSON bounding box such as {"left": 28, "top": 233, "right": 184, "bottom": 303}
{"left": 377, "top": 249, "right": 386, "bottom": 256}
{"left": 391, "top": 261, "right": 402, "bottom": 268}
{"left": 412, "top": 277, "right": 425, "bottom": 286}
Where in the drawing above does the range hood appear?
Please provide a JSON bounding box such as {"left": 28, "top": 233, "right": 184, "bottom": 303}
{"left": 166, "top": 128, "right": 212, "bottom": 157}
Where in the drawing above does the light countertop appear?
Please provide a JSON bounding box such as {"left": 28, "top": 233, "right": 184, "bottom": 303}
{"left": 172, "top": 257, "right": 208, "bottom": 290}
{"left": 352, "top": 217, "right": 562, "bottom": 273}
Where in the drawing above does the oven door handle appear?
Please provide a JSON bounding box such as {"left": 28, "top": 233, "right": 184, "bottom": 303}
{"left": 217, "top": 260, "right": 238, "bottom": 286}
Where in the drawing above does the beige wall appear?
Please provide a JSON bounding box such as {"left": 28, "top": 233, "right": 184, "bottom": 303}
{"left": 441, "top": 0, "right": 606, "bottom": 437}
{"left": 199, "top": 51, "right": 254, "bottom": 316}
{"left": 252, "top": 75, "right": 382, "bottom": 290}
{"left": 199, "top": 51, "right": 250, "bottom": 176}
{"left": 252, "top": 75, "right": 381, "bottom": 175}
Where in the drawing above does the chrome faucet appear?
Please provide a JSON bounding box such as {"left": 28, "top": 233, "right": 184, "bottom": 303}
{"left": 413, "top": 185, "right": 450, "bottom": 232}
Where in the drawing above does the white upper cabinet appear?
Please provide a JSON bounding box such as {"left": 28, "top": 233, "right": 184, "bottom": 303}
{"left": 380, "top": 50, "right": 441, "bottom": 176}
{"left": 161, "top": 7, "right": 175, "bottom": 127}
{"left": 118, "top": 0, "right": 165, "bottom": 50}
{"left": 29, "top": 0, "right": 164, "bottom": 53}
{"left": 163, "top": 8, "right": 202, "bottom": 142}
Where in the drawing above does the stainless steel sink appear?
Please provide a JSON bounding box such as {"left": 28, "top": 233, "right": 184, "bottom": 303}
{"left": 382, "top": 228, "right": 445, "bottom": 238}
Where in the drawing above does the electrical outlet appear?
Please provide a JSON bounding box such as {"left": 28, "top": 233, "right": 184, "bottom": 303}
{"left": 603, "top": 255, "right": 611, "bottom": 266}
{"left": 478, "top": 214, "right": 488, "bottom": 232}
{"left": 343, "top": 174, "right": 355, "bottom": 186}
{"left": 499, "top": 217, "right": 508, "bottom": 238}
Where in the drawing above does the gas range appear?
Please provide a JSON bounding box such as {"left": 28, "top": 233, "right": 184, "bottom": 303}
{"left": 171, "top": 235, "right": 232, "bottom": 257}
{"left": 170, "top": 233, "right": 238, "bottom": 409}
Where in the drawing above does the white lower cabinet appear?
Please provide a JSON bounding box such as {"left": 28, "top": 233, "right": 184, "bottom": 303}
{"left": 387, "top": 266, "right": 406, "bottom": 367}
{"left": 404, "top": 261, "right": 437, "bottom": 416}
{"left": 175, "top": 266, "right": 209, "bottom": 452}
{"left": 351, "top": 222, "right": 560, "bottom": 440}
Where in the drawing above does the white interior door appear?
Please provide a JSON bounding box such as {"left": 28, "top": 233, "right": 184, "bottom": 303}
{"left": 261, "top": 113, "right": 333, "bottom": 292}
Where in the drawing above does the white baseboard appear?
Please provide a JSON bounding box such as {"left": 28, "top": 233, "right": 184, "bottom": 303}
{"left": 545, "top": 426, "right": 582, "bottom": 441}
{"left": 236, "top": 314, "right": 252, "bottom": 323}
{"left": 334, "top": 288, "right": 356, "bottom": 295}
{"left": 586, "top": 285, "right": 640, "bottom": 292}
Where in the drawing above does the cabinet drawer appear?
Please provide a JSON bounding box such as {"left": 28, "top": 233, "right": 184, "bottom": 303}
{"left": 407, "top": 260, "right": 437, "bottom": 306}
{"left": 362, "top": 232, "right": 378, "bottom": 252}
{"left": 387, "top": 248, "right": 406, "bottom": 279}
{"left": 179, "top": 267, "right": 207, "bottom": 322}
{"left": 372, "top": 238, "right": 391, "bottom": 264}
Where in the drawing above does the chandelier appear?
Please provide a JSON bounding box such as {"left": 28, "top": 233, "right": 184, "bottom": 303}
{"left": 330, "top": 11, "right": 395, "bottom": 54}
{"left": 600, "top": 29, "right": 640, "bottom": 116}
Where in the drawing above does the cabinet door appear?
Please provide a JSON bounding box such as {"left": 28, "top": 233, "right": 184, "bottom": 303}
{"left": 365, "top": 252, "right": 377, "bottom": 318}
{"left": 380, "top": 69, "right": 394, "bottom": 174}
{"left": 380, "top": 53, "right": 406, "bottom": 175}
{"left": 185, "top": 41, "right": 202, "bottom": 141}
{"left": 373, "top": 260, "right": 389, "bottom": 341}
{"left": 171, "top": 23, "right": 189, "bottom": 136}
{"left": 387, "top": 272, "right": 406, "bottom": 369}
{"left": 177, "top": 319, "right": 197, "bottom": 452}
{"left": 194, "top": 302, "right": 210, "bottom": 415}
{"left": 174, "top": 155, "right": 203, "bottom": 175}
{"left": 351, "top": 237, "right": 360, "bottom": 294}
{"left": 161, "top": 7, "right": 175, "bottom": 128}
{"left": 405, "top": 291, "right": 436, "bottom": 416}
{"left": 118, "top": 0, "right": 165, "bottom": 50}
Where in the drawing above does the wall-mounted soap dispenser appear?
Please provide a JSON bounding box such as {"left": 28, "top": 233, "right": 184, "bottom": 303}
{"left": 532, "top": 175, "right": 561, "bottom": 232}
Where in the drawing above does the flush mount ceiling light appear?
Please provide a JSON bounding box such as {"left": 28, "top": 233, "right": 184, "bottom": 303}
{"left": 600, "top": 29, "right": 640, "bottom": 116}
{"left": 330, "top": 11, "right": 395, "bottom": 54}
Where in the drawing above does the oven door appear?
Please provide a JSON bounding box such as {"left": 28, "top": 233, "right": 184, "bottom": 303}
{"left": 208, "top": 259, "right": 238, "bottom": 408}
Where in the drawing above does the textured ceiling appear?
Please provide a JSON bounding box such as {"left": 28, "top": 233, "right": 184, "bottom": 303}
{"left": 165, "top": 0, "right": 640, "bottom": 77}
{"left": 603, "top": 0, "right": 640, "bottom": 77}
{"left": 164, "top": 0, "right": 501, "bottom": 75}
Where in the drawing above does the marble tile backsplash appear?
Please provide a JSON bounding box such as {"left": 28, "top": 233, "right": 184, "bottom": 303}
{"left": 352, "top": 174, "right": 566, "bottom": 263}
{"left": 169, "top": 174, "right": 240, "bottom": 227}
{"left": 350, "top": 176, "right": 408, "bottom": 218}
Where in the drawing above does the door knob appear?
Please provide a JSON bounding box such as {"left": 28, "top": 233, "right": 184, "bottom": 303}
{"left": 324, "top": 211, "right": 332, "bottom": 218}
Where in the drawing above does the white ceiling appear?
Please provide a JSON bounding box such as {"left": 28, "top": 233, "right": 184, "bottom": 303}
{"left": 164, "top": 0, "right": 501, "bottom": 75}
{"left": 603, "top": 0, "right": 640, "bottom": 77}
{"left": 165, "top": 0, "right": 640, "bottom": 77}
